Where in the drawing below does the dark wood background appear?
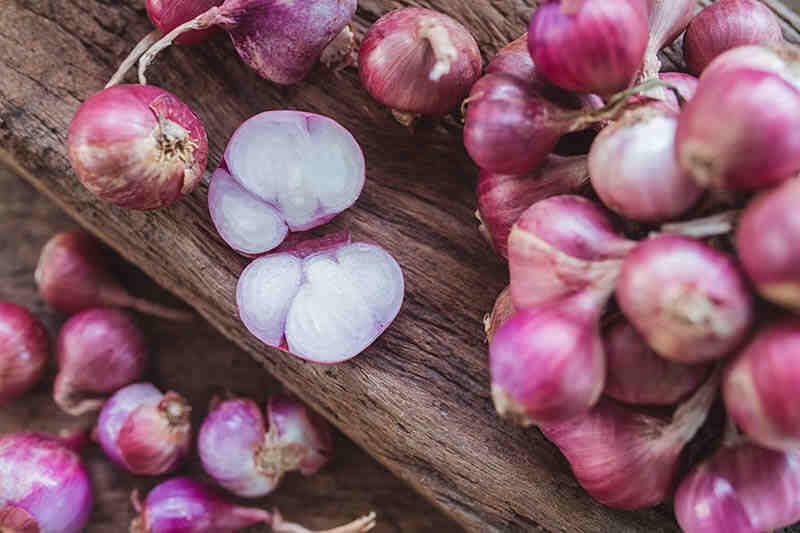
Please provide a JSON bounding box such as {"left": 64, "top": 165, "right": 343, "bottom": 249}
{"left": 1, "top": 1, "right": 799, "bottom": 531}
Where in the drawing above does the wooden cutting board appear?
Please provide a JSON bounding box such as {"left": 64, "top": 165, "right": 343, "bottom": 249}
{"left": 2, "top": 1, "right": 799, "bottom": 531}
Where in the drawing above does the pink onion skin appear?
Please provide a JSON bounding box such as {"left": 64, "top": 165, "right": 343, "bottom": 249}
{"left": 676, "top": 68, "right": 800, "bottom": 191}
{"left": 589, "top": 102, "right": 702, "bottom": 222}
{"left": 0, "top": 301, "right": 49, "bottom": 405}
{"left": 604, "top": 319, "right": 709, "bottom": 406}
{"left": 508, "top": 195, "right": 635, "bottom": 310}
{"left": 198, "top": 395, "right": 333, "bottom": 498}
{"left": 477, "top": 155, "right": 589, "bottom": 258}
{"left": 656, "top": 72, "right": 698, "bottom": 107}
{"left": 359, "top": 8, "right": 481, "bottom": 115}
{"left": 723, "top": 319, "right": 800, "bottom": 451}
{"left": 675, "top": 443, "right": 800, "bottom": 533}
{"left": 54, "top": 308, "right": 148, "bottom": 416}
{"left": 683, "top": 0, "right": 783, "bottom": 76}
{"left": 146, "top": 0, "right": 223, "bottom": 44}
{"left": 0, "top": 432, "right": 92, "bottom": 533}
{"left": 68, "top": 85, "right": 207, "bottom": 209}
{"left": 540, "top": 372, "right": 718, "bottom": 510}
{"left": 528, "top": 0, "right": 649, "bottom": 97}
{"left": 489, "top": 288, "right": 608, "bottom": 426}
{"left": 96, "top": 383, "right": 192, "bottom": 476}
{"left": 736, "top": 178, "right": 800, "bottom": 311}
{"left": 641, "top": 0, "right": 695, "bottom": 79}
{"left": 701, "top": 44, "right": 800, "bottom": 90}
{"left": 484, "top": 287, "right": 515, "bottom": 344}
{"left": 617, "top": 235, "right": 754, "bottom": 364}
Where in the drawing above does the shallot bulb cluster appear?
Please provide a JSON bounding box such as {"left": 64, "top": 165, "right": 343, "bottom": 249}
{"left": 0, "top": 301, "right": 49, "bottom": 404}
{"left": 198, "top": 394, "right": 332, "bottom": 497}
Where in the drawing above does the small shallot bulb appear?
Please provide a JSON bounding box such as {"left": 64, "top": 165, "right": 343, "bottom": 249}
{"left": 676, "top": 68, "right": 800, "bottom": 191}
{"left": 589, "top": 102, "right": 702, "bottom": 222}
{"left": 68, "top": 85, "right": 208, "bottom": 209}
{"left": 0, "top": 301, "right": 48, "bottom": 404}
{"left": 736, "top": 178, "right": 800, "bottom": 311}
{"left": 476, "top": 155, "right": 590, "bottom": 258}
{"left": 640, "top": 0, "right": 695, "bottom": 80}
{"left": 723, "top": 319, "right": 800, "bottom": 451}
{"left": 96, "top": 382, "right": 192, "bottom": 476}
{"left": 675, "top": 441, "right": 800, "bottom": 533}
{"left": 489, "top": 285, "right": 611, "bottom": 426}
{"left": 36, "top": 230, "right": 193, "bottom": 320}
{"left": 146, "top": 0, "right": 223, "bottom": 44}
{"left": 131, "top": 477, "right": 377, "bottom": 533}
{"left": 528, "top": 0, "right": 649, "bottom": 97}
{"left": 359, "top": 8, "right": 482, "bottom": 117}
{"left": 508, "top": 195, "right": 636, "bottom": 310}
{"left": 617, "top": 235, "right": 754, "bottom": 364}
{"left": 208, "top": 111, "right": 365, "bottom": 256}
{"left": 54, "top": 308, "right": 148, "bottom": 415}
{"left": 604, "top": 319, "right": 710, "bottom": 406}
{"left": 0, "top": 430, "right": 92, "bottom": 533}
{"left": 237, "top": 233, "right": 404, "bottom": 364}
{"left": 683, "top": 0, "right": 783, "bottom": 76}
{"left": 198, "top": 394, "right": 332, "bottom": 498}
{"left": 539, "top": 371, "right": 720, "bottom": 510}
{"left": 484, "top": 287, "right": 515, "bottom": 344}
{"left": 702, "top": 43, "right": 800, "bottom": 89}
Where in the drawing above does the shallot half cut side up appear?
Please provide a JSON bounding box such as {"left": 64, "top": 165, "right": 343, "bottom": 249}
{"left": 68, "top": 85, "right": 208, "bottom": 210}
{"left": 358, "top": 8, "right": 482, "bottom": 118}
{"left": 236, "top": 233, "right": 404, "bottom": 364}
{"left": 209, "top": 111, "right": 365, "bottom": 256}
{"left": 0, "top": 301, "right": 49, "bottom": 405}
{"left": 130, "top": 477, "right": 377, "bottom": 533}
{"left": 138, "top": 0, "right": 357, "bottom": 85}
{"left": 198, "top": 394, "right": 332, "bottom": 498}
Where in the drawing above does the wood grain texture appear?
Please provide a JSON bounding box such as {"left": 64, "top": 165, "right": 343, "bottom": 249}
{"left": 0, "top": 162, "right": 457, "bottom": 533}
{"left": 1, "top": 1, "right": 798, "bottom": 531}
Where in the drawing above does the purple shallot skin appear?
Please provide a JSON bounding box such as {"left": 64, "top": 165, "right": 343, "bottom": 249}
{"left": 0, "top": 301, "right": 49, "bottom": 405}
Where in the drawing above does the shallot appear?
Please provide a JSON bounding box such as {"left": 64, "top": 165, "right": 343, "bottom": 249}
{"left": 736, "top": 177, "right": 800, "bottom": 311}
{"left": 36, "top": 230, "right": 193, "bottom": 320}
{"left": 676, "top": 68, "right": 800, "bottom": 191}
{"left": 54, "top": 308, "right": 148, "bottom": 415}
{"left": 589, "top": 101, "right": 702, "bottom": 222}
{"left": 209, "top": 111, "right": 364, "bottom": 256}
{"left": 96, "top": 382, "right": 191, "bottom": 476}
{"left": 198, "top": 394, "right": 332, "bottom": 498}
{"left": 604, "top": 319, "right": 709, "bottom": 406}
{"left": 724, "top": 319, "right": 800, "bottom": 451}
{"left": 0, "top": 430, "right": 92, "bottom": 533}
{"left": 236, "top": 233, "right": 404, "bottom": 364}
{"left": 358, "top": 8, "right": 482, "bottom": 119}
{"left": 701, "top": 43, "right": 800, "bottom": 89}
{"left": 508, "top": 195, "right": 635, "bottom": 310}
{"left": 68, "top": 85, "right": 208, "bottom": 209}
{"left": 138, "top": 0, "right": 357, "bottom": 85}
{"left": 539, "top": 371, "right": 719, "bottom": 510}
{"left": 130, "top": 477, "right": 377, "bottom": 533}
{"left": 616, "top": 235, "right": 754, "bottom": 364}
{"left": 476, "top": 155, "right": 590, "bottom": 258}
{"left": 528, "top": 0, "right": 649, "bottom": 97}
{"left": 683, "top": 0, "right": 783, "bottom": 76}
{"left": 0, "top": 301, "right": 48, "bottom": 404}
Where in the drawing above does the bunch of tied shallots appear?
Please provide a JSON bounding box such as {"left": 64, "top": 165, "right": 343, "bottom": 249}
{"left": 475, "top": 1, "right": 800, "bottom": 531}
{"left": 0, "top": 231, "right": 375, "bottom": 533}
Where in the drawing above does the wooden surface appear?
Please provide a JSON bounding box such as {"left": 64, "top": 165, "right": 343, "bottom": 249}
{"left": 2, "top": 1, "right": 799, "bottom": 532}
{"left": 0, "top": 162, "right": 457, "bottom": 533}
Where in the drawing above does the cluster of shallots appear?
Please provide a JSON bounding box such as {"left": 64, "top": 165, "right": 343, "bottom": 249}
{"left": 475, "top": 1, "right": 800, "bottom": 532}
{"left": 0, "top": 233, "right": 376, "bottom": 533}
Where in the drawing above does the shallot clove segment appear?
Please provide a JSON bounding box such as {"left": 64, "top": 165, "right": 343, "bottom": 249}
{"left": 237, "top": 236, "right": 404, "bottom": 363}
{"left": 0, "top": 301, "right": 49, "bottom": 405}
{"left": 211, "top": 111, "right": 365, "bottom": 256}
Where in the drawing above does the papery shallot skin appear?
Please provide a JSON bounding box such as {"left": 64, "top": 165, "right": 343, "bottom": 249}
{"left": 359, "top": 8, "right": 482, "bottom": 115}
{"left": 675, "top": 443, "right": 800, "bottom": 533}
{"left": 723, "top": 319, "right": 800, "bottom": 451}
{"left": 0, "top": 301, "right": 49, "bottom": 404}
{"left": 68, "top": 85, "right": 208, "bottom": 209}
{"left": 683, "top": 0, "right": 784, "bottom": 76}
{"left": 0, "top": 432, "right": 92, "bottom": 533}
{"left": 528, "top": 0, "right": 649, "bottom": 97}
{"left": 216, "top": 0, "right": 357, "bottom": 85}
{"left": 640, "top": 0, "right": 695, "bottom": 79}
{"left": 146, "top": 0, "right": 223, "bottom": 44}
